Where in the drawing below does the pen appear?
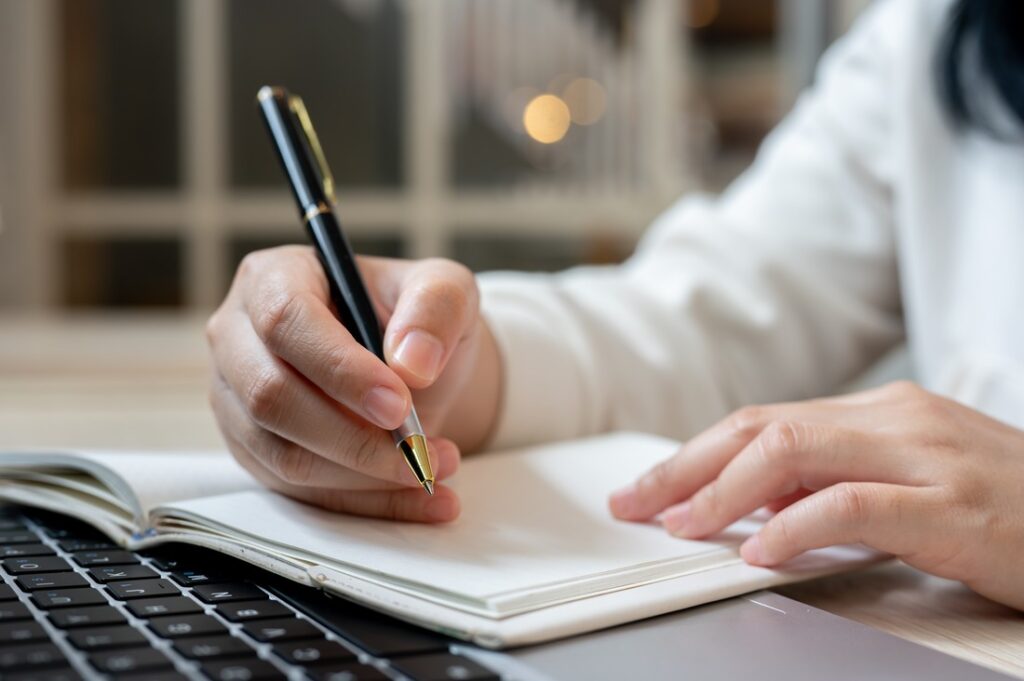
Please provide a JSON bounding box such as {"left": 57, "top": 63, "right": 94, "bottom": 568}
{"left": 256, "top": 85, "right": 435, "bottom": 496}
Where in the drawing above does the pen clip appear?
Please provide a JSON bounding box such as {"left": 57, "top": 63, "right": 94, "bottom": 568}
{"left": 288, "top": 95, "right": 337, "bottom": 205}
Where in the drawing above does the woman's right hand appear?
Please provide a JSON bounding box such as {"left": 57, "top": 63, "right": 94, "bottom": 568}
{"left": 205, "top": 246, "right": 503, "bottom": 522}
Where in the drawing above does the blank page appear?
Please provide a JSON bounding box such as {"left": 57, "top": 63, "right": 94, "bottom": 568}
{"left": 160, "top": 433, "right": 757, "bottom": 615}
{"left": 66, "top": 450, "right": 260, "bottom": 516}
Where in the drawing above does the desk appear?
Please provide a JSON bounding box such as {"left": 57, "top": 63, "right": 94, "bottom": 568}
{"left": 3, "top": 314, "right": 1023, "bottom": 678}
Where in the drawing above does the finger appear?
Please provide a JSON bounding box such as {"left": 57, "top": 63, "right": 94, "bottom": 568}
{"left": 221, "top": 425, "right": 460, "bottom": 522}
{"left": 373, "top": 257, "right": 479, "bottom": 389}
{"left": 765, "top": 488, "right": 812, "bottom": 513}
{"left": 740, "top": 482, "right": 941, "bottom": 566}
{"left": 209, "top": 313, "right": 439, "bottom": 485}
{"left": 607, "top": 391, "right": 920, "bottom": 523}
{"left": 665, "top": 422, "right": 919, "bottom": 539}
{"left": 236, "top": 247, "right": 412, "bottom": 430}
{"left": 609, "top": 405, "right": 775, "bottom": 521}
{"left": 209, "top": 369, "right": 459, "bottom": 490}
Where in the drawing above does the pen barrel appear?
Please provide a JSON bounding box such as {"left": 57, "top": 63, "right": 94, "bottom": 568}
{"left": 305, "top": 211, "right": 386, "bottom": 360}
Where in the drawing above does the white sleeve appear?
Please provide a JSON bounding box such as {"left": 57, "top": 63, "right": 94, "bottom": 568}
{"left": 479, "top": 0, "right": 906, "bottom": 450}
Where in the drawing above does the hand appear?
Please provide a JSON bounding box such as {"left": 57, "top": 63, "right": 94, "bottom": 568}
{"left": 609, "top": 381, "right": 1024, "bottom": 610}
{"left": 206, "top": 246, "right": 502, "bottom": 522}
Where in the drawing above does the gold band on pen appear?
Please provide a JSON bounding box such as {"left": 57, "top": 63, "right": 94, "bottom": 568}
{"left": 303, "top": 202, "right": 331, "bottom": 224}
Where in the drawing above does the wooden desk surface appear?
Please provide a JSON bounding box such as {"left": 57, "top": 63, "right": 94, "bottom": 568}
{"left": 3, "top": 314, "right": 1023, "bottom": 677}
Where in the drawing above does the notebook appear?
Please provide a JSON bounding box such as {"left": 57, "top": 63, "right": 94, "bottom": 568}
{"left": 0, "top": 432, "right": 882, "bottom": 647}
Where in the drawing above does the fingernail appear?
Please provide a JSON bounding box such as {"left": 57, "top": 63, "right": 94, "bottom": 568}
{"left": 609, "top": 483, "right": 637, "bottom": 516}
{"left": 363, "top": 386, "right": 407, "bottom": 429}
{"left": 662, "top": 502, "right": 692, "bottom": 536}
{"left": 741, "top": 535, "right": 765, "bottom": 564}
{"left": 394, "top": 329, "right": 444, "bottom": 382}
{"left": 427, "top": 494, "right": 458, "bottom": 522}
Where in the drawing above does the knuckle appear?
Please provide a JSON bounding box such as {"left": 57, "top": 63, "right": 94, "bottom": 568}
{"left": 885, "top": 380, "right": 922, "bottom": 400}
{"left": 726, "top": 405, "right": 768, "bottom": 440}
{"left": 237, "top": 250, "right": 267, "bottom": 281}
{"left": 266, "top": 445, "right": 317, "bottom": 486}
{"left": 206, "top": 384, "right": 219, "bottom": 412}
{"left": 244, "top": 367, "right": 288, "bottom": 428}
{"left": 382, "top": 492, "right": 406, "bottom": 521}
{"left": 756, "top": 421, "right": 803, "bottom": 466}
{"left": 254, "top": 290, "right": 308, "bottom": 352}
{"left": 831, "top": 483, "right": 870, "bottom": 526}
{"left": 322, "top": 346, "right": 359, "bottom": 397}
{"left": 339, "top": 427, "right": 383, "bottom": 474}
{"left": 204, "top": 311, "right": 221, "bottom": 348}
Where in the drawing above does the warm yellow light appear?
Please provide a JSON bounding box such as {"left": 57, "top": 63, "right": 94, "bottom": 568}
{"left": 686, "top": 0, "right": 719, "bottom": 28}
{"left": 562, "top": 77, "right": 607, "bottom": 126}
{"left": 523, "top": 94, "right": 572, "bottom": 144}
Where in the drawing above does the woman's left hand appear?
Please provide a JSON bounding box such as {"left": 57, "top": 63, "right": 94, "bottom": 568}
{"left": 609, "top": 381, "right": 1024, "bottom": 610}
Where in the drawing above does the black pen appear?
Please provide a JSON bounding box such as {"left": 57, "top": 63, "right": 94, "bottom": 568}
{"left": 256, "top": 85, "right": 435, "bottom": 495}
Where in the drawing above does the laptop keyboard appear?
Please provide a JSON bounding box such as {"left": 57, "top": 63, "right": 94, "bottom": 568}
{"left": 0, "top": 507, "right": 502, "bottom": 680}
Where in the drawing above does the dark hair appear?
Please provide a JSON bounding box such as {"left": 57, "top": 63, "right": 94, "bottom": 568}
{"left": 939, "top": 0, "right": 1024, "bottom": 134}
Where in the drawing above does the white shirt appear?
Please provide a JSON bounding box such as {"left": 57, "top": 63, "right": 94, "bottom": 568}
{"left": 478, "top": 0, "right": 1024, "bottom": 450}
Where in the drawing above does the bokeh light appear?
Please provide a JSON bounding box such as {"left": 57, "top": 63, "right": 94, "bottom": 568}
{"left": 562, "top": 77, "right": 607, "bottom": 126}
{"left": 523, "top": 94, "right": 572, "bottom": 144}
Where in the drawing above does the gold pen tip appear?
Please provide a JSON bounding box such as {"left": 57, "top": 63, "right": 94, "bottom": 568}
{"left": 398, "top": 434, "right": 436, "bottom": 496}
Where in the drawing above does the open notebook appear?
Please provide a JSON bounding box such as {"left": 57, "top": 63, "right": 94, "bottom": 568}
{"left": 0, "top": 432, "right": 881, "bottom": 647}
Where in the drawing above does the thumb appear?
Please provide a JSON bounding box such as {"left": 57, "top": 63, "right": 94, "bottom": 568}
{"left": 373, "top": 258, "right": 479, "bottom": 389}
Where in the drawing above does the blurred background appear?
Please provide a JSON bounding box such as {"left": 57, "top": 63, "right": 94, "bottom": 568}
{"left": 0, "top": 0, "right": 871, "bottom": 313}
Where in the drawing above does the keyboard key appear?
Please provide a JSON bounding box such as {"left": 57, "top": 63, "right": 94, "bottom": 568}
{"left": 0, "top": 519, "right": 27, "bottom": 532}
{"left": 143, "top": 554, "right": 187, "bottom": 571}
{"left": 0, "top": 643, "right": 67, "bottom": 670}
{"left": 335, "top": 616, "right": 449, "bottom": 657}
{"left": 89, "top": 565, "right": 159, "bottom": 583}
{"left": 67, "top": 625, "right": 148, "bottom": 650}
{"left": 117, "top": 673, "right": 190, "bottom": 681}
{"left": 90, "top": 647, "right": 172, "bottom": 674}
{"left": 126, "top": 596, "right": 202, "bottom": 618}
{"left": 0, "top": 531, "right": 42, "bottom": 545}
{"left": 148, "top": 614, "right": 227, "bottom": 639}
{"left": 15, "top": 572, "right": 89, "bottom": 591}
{"left": 0, "top": 621, "right": 47, "bottom": 644}
{"left": 50, "top": 605, "right": 127, "bottom": 629}
{"left": 30, "top": 514, "right": 96, "bottom": 536}
{"left": 168, "top": 568, "right": 225, "bottom": 587}
{"left": 306, "top": 662, "right": 390, "bottom": 681}
{"left": 6, "top": 667, "right": 81, "bottom": 681}
{"left": 57, "top": 538, "right": 116, "bottom": 552}
{"left": 192, "top": 582, "right": 266, "bottom": 603}
{"left": 31, "top": 588, "right": 107, "bottom": 609}
{"left": 2, "top": 556, "right": 72, "bottom": 574}
{"left": 390, "top": 654, "right": 500, "bottom": 681}
{"left": 174, "top": 635, "right": 254, "bottom": 660}
{"left": 0, "top": 584, "right": 16, "bottom": 601}
{"left": 40, "top": 526, "right": 99, "bottom": 540}
{"left": 0, "top": 602, "right": 33, "bottom": 622}
{"left": 216, "top": 600, "right": 292, "bottom": 622}
{"left": 242, "top": 617, "right": 322, "bottom": 642}
{"left": 273, "top": 639, "right": 356, "bottom": 665}
{"left": 202, "top": 658, "right": 286, "bottom": 680}
{"left": 272, "top": 587, "right": 449, "bottom": 657}
{"left": 0, "top": 544, "right": 55, "bottom": 558}
{"left": 107, "top": 579, "right": 179, "bottom": 600}
{"left": 72, "top": 550, "right": 139, "bottom": 567}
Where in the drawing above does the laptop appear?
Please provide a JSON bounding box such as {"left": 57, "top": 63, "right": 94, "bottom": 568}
{"left": 0, "top": 506, "right": 1009, "bottom": 681}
